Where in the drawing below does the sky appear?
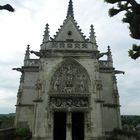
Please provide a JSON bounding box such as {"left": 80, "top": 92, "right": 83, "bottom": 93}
{"left": 0, "top": 0, "right": 140, "bottom": 115}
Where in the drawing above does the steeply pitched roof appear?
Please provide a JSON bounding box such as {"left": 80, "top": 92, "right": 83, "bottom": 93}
{"left": 53, "top": 0, "right": 87, "bottom": 41}
{"left": 53, "top": 17, "right": 86, "bottom": 41}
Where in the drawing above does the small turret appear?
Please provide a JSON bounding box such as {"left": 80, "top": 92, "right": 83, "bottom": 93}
{"left": 43, "top": 23, "right": 50, "bottom": 43}
{"left": 66, "top": 0, "right": 74, "bottom": 18}
{"left": 90, "top": 25, "right": 97, "bottom": 45}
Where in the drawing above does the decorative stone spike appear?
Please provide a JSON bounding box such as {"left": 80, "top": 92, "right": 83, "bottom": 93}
{"left": 24, "top": 45, "right": 30, "bottom": 60}
{"left": 66, "top": 0, "right": 74, "bottom": 18}
{"left": 90, "top": 25, "right": 96, "bottom": 44}
{"left": 53, "top": 0, "right": 86, "bottom": 41}
{"left": 107, "top": 46, "right": 113, "bottom": 67}
{"left": 43, "top": 23, "right": 49, "bottom": 43}
{"left": 107, "top": 46, "right": 113, "bottom": 62}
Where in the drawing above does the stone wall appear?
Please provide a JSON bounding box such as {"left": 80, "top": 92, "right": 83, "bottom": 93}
{"left": 106, "top": 129, "right": 140, "bottom": 140}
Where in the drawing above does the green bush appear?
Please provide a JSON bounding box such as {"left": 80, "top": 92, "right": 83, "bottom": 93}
{"left": 16, "top": 128, "right": 30, "bottom": 137}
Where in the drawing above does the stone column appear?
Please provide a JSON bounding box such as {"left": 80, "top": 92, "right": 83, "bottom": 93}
{"left": 33, "top": 104, "right": 38, "bottom": 137}
{"left": 66, "top": 112, "right": 72, "bottom": 140}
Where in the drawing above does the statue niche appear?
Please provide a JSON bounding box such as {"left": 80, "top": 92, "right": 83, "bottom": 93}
{"left": 50, "top": 60, "right": 90, "bottom": 94}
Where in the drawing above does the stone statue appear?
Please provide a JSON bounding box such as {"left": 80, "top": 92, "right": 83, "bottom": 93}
{"left": 35, "top": 80, "right": 42, "bottom": 99}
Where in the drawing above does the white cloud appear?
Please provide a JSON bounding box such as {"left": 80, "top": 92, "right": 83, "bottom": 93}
{"left": 121, "top": 99, "right": 140, "bottom": 115}
{"left": 0, "top": 89, "right": 16, "bottom": 113}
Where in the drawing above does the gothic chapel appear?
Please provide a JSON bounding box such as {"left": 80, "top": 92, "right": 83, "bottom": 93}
{"left": 14, "top": 0, "right": 123, "bottom": 140}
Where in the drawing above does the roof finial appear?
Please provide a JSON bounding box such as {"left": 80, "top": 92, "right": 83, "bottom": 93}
{"left": 107, "top": 46, "right": 113, "bottom": 67}
{"left": 107, "top": 46, "right": 113, "bottom": 62}
{"left": 66, "top": 0, "right": 74, "bottom": 18}
{"left": 43, "top": 23, "right": 50, "bottom": 43}
{"left": 90, "top": 25, "right": 96, "bottom": 44}
{"left": 24, "top": 45, "right": 30, "bottom": 60}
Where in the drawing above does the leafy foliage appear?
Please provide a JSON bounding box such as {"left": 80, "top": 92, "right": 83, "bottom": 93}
{"left": 104, "top": 0, "right": 140, "bottom": 59}
{"left": 0, "top": 4, "right": 14, "bottom": 12}
{"left": 16, "top": 128, "right": 30, "bottom": 138}
{"left": 121, "top": 115, "right": 140, "bottom": 127}
{"left": 109, "top": 8, "right": 120, "bottom": 16}
{"left": 129, "top": 44, "right": 140, "bottom": 59}
{"left": 105, "top": 0, "right": 122, "bottom": 4}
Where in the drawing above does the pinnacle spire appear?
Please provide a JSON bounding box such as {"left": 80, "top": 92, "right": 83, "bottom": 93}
{"left": 66, "top": 0, "right": 74, "bottom": 18}
{"left": 24, "top": 45, "right": 30, "bottom": 60}
{"left": 90, "top": 25, "right": 96, "bottom": 44}
{"left": 107, "top": 46, "right": 113, "bottom": 67}
{"left": 107, "top": 46, "right": 113, "bottom": 62}
{"left": 43, "top": 23, "right": 50, "bottom": 43}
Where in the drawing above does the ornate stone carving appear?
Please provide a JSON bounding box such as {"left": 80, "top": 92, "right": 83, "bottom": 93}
{"left": 49, "top": 97, "right": 89, "bottom": 108}
{"left": 24, "top": 59, "right": 40, "bottom": 67}
{"left": 50, "top": 61, "right": 89, "bottom": 93}
{"left": 99, "top": 61, "right": 109, "bottom": 68}
{"left": 34, "top": 79, "right": 42, "bottom": 101}
{"left": 95, "top": 80, "right": 103, "bottom": 90}
{"left": 49, "top": 42, "right": 90, "bottom": 50}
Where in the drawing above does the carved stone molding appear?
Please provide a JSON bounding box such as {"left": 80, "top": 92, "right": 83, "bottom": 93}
{"left": 103, "top": 103, "right": 121, "bottom": 108}
{"left": 45, "top": 42, "right": 92, "bottom": 50}
{"left": 95, "top": 80, "right": 103, "bottom": 90}
{"left": 49, "top": 96, "right": 89, "bottom": 109}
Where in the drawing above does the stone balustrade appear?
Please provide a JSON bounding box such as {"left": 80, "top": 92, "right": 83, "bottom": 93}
{"left": 0, "top": 128, "right": 15, "bottom": 140}
{"left": 99, "top": 61, "right": 110, "bottom": 68}
{"left": 24, "top": 59, "right": 39, "bottom": 67}
{"left": 41, "top": 41, "right": 95, "bottom": 50}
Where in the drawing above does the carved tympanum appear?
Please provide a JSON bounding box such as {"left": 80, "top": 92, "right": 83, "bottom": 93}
{"left": 50, "top": 60, "right": 89, "bottom": 93}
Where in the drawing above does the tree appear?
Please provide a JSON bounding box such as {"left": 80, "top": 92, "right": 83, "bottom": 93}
{"left": 0, "top": 4, "right": 14, "bottom": 12}
{"left": 104, "top": 0, "right": 140, "bottom": 59}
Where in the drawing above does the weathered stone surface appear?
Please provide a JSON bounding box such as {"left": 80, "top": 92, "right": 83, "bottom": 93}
{"left": 15, "top": 1, "right": 122, "bottom": 140}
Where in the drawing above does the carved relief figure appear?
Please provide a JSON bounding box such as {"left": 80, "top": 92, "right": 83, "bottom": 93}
{"left": 54, "top": 77, "right": 61, "bottom": 91}
{"left": 49, "top": 97, "right": 89, "bottom": 108}
{"left": 50, "top": 60, "right": 90, "bottom": 94}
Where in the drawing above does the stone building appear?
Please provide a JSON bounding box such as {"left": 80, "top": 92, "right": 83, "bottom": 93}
{"left": 14, "top": 0, "right": 123, "bottom": 140}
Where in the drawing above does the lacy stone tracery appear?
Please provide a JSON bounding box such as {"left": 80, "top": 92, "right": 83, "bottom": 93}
{"left": 50, "top": 61, "right": 90, "bottom": 94}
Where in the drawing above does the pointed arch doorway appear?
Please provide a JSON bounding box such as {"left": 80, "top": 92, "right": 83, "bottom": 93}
{"left": 72, "top": 112, "right": 84, "bottom": 140}
{"left": 53, "top": 112, "right": 84, "bottom": 140}
{"left": 53, "top": 112, "right": 66, "bottom": 140}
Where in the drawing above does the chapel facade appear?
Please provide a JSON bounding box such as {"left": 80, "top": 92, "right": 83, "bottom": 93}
{"left": 14, "top": 0, "right": 123, "bottom": 140}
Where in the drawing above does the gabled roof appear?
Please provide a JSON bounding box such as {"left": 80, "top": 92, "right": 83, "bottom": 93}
{"left": 52, "top": 0, "right": 87, "bottom": 42}
{"left": 53, "top": 17, "right": 87, "bottom": 42}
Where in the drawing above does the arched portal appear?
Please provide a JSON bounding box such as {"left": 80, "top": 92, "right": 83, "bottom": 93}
{"left": 49, "top": 59, "right": 90, "bottom": 140}
{"left": 50, "top": 59, "right": 90, "bottom": 94}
